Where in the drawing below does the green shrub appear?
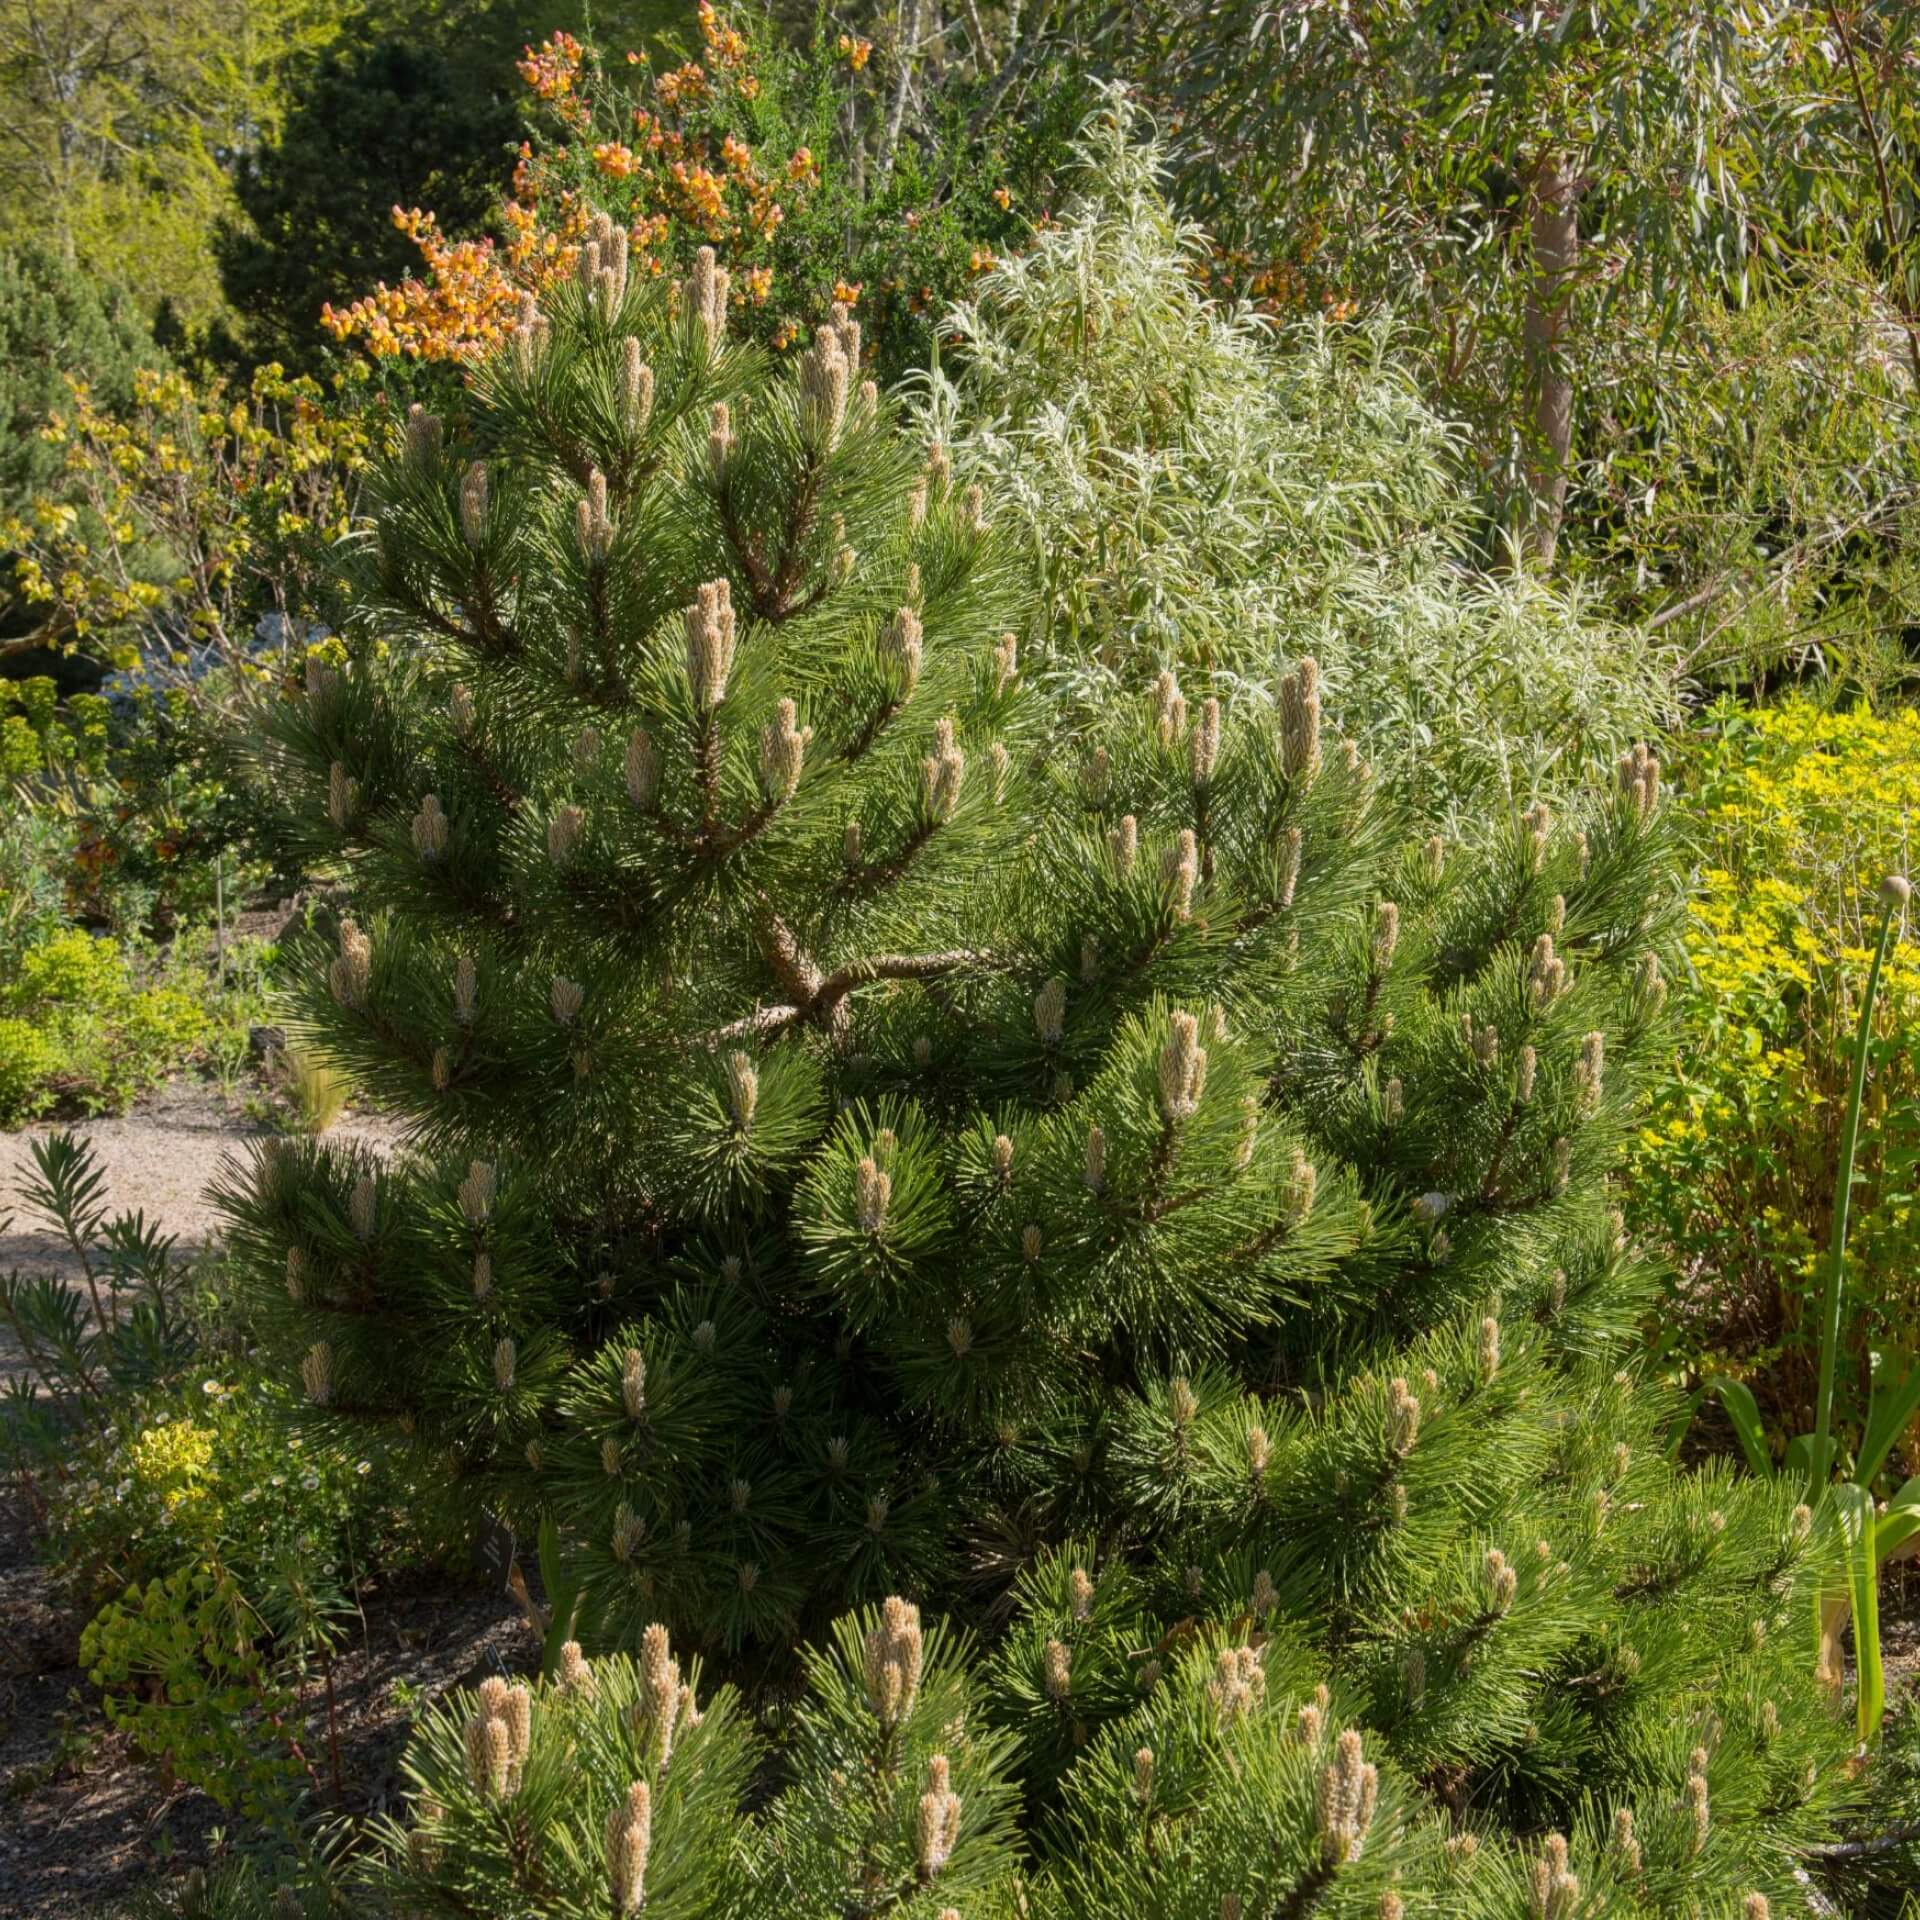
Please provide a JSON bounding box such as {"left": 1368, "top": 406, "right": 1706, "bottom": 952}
{"left": 202, "top": 211, "right": 1862, "bottom": 1893}
{"left": 210, "top": 1547, "right": 1859, "bottom": 1917}
{"left": 0, "top": 926, "right": 213, "bottom": 1121}
{"left": 80, "top": 1562, "right": 311, "bottom": 1826}
{"left": 7, "top": 923, "right": 124, "bottom": 1004}
{"left": 0, "top": 240, "right": 161, "bottom": 518}
{"left": 3, "top": 1135, "right": 430, "bottom": 1860}
{"left": 1633, "top": 696, "right": 1920, "bottom": 1457}
{"left": 0, "top": 675, "right": 111, "bottom": 776}
{"left": 44, "top": 1372, "right": 389, "bottom": 1606}
{"left": 0, "top": 1013, "right": 58, "bottom": 1118}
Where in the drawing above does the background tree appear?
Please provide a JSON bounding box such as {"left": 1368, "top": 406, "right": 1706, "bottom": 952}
{"left": 0, "top": 238, "right": 162, "bottom": 653}
{"left": 1114, "top": 0, "right": 1917, "bottom": 585}
{"left": 215, "top": 2, "right": 530, "bottom": 368}
{"left": 0, "top": 243, "right": 158, "bottom": 514}
{"left": 0, "top": 0, "right": 351, "bottom": 326}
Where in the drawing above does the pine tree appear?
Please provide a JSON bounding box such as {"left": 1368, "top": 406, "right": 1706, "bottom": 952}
{"left": 218, "top": 218, "right": 1859, "bottom": 1908}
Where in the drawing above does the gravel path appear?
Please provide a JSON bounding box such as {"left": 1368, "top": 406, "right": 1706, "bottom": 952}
{"left": 0, "top": 1078, "right": 406, "bottom": 1382}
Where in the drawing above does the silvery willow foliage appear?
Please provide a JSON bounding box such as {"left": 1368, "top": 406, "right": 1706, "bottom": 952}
{"left": 215, "top": 219, "right": 1857, "bottom": 1913}
{"left": 920, "top": 97, "right": 1675, "bottom": 823}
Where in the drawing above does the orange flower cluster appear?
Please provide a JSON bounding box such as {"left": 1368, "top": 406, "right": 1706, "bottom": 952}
{"left": 517, "top": 32, "right": 593, "bottom": 132}
{"left": 837, "top": 33, "right": 872, "bottom": 70}
{"left": 322, "top": 205, "right": 573, "bottom": 364}
{"left": 671, "top": 160, "right": 730, "bottom": 237}
{"left": 699, "top": 2, "right": 751, "bottom": 75}
{"left": 655, "top": 62, "right": 709, "bottom": 109}
{"left": 328, "top": 8, "right": 818, "bottom": 364}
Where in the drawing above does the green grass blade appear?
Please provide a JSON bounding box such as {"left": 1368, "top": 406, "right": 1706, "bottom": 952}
{"left": 1811, "top": 893, "right": 1900, "bottom": 1499}
{"left": 1836, "top": 1481, "right": 1885, "bottom": 1741}
{"left": 1708, "top": 1376, "right": 1775, "bottom": 1478}
{"left": 1859, "top": 1349, "right": 1920, "bottom": 1487}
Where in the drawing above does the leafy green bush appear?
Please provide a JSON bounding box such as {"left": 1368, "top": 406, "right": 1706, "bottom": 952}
{"left": 43, "top": 1373, "right": 384, "bottom": 1605}
{"left": 924, "top": 100, "right": 1675, "bottom": 821}
{"left": 80, "top": 1562, "right": 313, "bottom": 1826}
{"left": 0, "top": 925, "right": 210, "bottom": 1121}
{"left": 0, "top": 673, "right": 292, "bottom": 1114}
{"left": 11, "top": 922, "right": 123, "bottom": 1002}
{"left": 2, "top": 674, "right": 242, "bottom": 926}
{"left": 1634, "top": 696, "right": 1920, "bottom": 1455}
{"left": 0, "top": 675, "right": 110, "bottom": 776}
{"left": 2, "top": 1132, "right": 434, "bottom": 1866}
{"left": 0, "top": 1013, "right": 57, "bottom": 1115}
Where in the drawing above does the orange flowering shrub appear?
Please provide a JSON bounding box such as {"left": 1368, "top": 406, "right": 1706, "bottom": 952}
{"left": 321, "top": 4, "right": 1081, "bottom": 381}
{"left": 321, "top": 205, "right": 576, "bottom": 365}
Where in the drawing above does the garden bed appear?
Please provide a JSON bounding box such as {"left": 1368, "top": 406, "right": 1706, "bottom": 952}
{"left": 0, "top": 1492, "right": 526, "bottom": 1918}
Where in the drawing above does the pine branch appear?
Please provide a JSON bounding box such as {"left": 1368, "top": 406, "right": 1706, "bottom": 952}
{"left": 839, "top": 817, "right": 939, "bottom": 895}
{"left": 703, "top": 946, "right": 997, "bottom": 1045}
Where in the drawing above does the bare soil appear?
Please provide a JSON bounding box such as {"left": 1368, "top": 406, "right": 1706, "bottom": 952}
{"left": 0, "top": 1491, "right": 528, "bottom": 1919}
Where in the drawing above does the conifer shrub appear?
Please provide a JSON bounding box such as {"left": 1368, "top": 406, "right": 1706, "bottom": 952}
{"left": 214, "top": 217, "right": 1861, "bottom": 1903}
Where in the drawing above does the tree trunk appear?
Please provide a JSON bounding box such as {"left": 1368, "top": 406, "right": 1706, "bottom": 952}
{"left": 1521, "top": 153, "right": 1579, "bottom": 571}
{"left": 880, "top": 0, "right": 928, "bottom": 179}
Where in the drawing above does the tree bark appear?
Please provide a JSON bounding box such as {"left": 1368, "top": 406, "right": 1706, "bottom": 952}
{"left": 1521, "top": 153, "right": 1579, "bottom": 571}
{"left": 880, "top": 0, "right": 928, "bottom": 179}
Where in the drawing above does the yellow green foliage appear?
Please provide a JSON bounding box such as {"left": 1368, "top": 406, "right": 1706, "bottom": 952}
{"left": 127, "top": 1416, "right": 217, "bottom": 1513}
{"left": 0, "top": 677, "right": 109, "bottom": 777}
{"left": 0, "top": 0, "right": 351, "bottom": 326}
{"left": 0, "top": 1016, "right": 58, "bottom": 1116}
{"left": 0, "top": 929, "right": 210, "bottom": 1122}
{"left": 1636, "top": 697, "right": 1920, "bottom": 1448}
{"left": 3, "top": 362, "right": 370, "bottom": 670}
{"left": 80, "top": 1562, "right": 308, "bottom": 1822}
{"left": 10, "top": 925, "right": 125, "bottom": 1004}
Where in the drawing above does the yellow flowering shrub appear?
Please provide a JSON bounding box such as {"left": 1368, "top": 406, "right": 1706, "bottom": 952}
{"left": 45, "top": 1376, "right": 394, "bottom": 1605}
{"left": 3, "top": 361, "right": 370, "bottom": 672}
{"left": 1635, "top": 697, "right": 1920, "bottom": 1447}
